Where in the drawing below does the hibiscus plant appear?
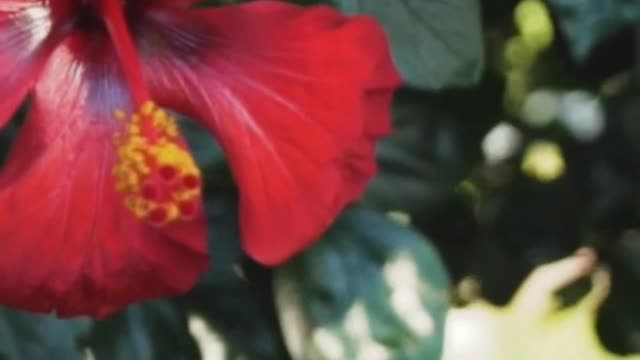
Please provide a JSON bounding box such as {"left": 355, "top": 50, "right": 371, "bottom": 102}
{"left": 0, "top": 0, "right": 639, "bottom": 359}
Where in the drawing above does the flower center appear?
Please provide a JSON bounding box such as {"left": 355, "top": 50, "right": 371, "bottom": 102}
{"left": 113, "top": 101, "right": 201, "bottom": 225}
{"left": 99, "top": 0, "right": 149, "bottom": 104}
{"left": 72, "top": 1, "right": 104, "bottom": 30}
{"left": 99, "top": 0, "right": 202, "bottom": 225}
{"left": 72, "top": 1, "right": 149, "bottom": 33}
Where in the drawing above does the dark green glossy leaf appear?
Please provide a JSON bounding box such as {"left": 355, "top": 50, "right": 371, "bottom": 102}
{"left": 87, "top": 301, "right": 199, "bottom": 360}
{"left": 185, "top": 192, "right": 290, "bottom": 360}
{"left": 178, "top": 118, "right": 225, "bottom": 173}
{"left": 0, "top": 308, "right": 89, "bottom": 360}
{"left": 363, "top": 91, "right": 469, "bottom": 213}
{"left": 332, "top": 0, "right": 484, "bottom": 89}
{"left": 548, "top": 0, "right": 640, "bottom": 60}
{"left": 0, "top": 122, "right": 17, "bottom": 166}
{"left": 0, "top": 103, "right": 28, "bottom": 166}
{"left": 197, "top": 192, "right": 244, "bottom": 286}
{"left": 187, "top": 283, "right": 288, "bottom": 360}
{"left": 275, "top": 207, "right": 450, "bottom": 360}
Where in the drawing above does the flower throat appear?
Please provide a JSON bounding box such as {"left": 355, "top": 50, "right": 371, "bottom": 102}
{"left": 97, "top": 0, "right": 202, "bottom": 226}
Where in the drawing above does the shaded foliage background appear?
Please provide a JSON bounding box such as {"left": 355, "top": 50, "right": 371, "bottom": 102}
{"left": 1, "top": 0, "right": 640, "bottom": 359}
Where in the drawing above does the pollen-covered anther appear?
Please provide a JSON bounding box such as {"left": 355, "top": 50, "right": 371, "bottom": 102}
{"left": 112, "top": 101, "right": 202, "bottom": 225}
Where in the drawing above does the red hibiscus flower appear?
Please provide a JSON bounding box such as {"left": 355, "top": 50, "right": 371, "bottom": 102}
{"left": 0, "top": 0, "right": 400, "bottom": 317}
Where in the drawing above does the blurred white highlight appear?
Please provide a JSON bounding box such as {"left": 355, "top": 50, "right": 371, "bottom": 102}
{"left": 522, "top": 89, "right": 559, "bottom": 127}
{"left": 482, "top": 123, "right": 523, "bottom": 165}
{"left": 442, "top": 307, "right": 499, "bottom": 360}
{"left": 312, "top": 328, "right": 345, "bottom": 360}
{"left": 558, "top": 91, "right": 604, "bottom": 142}
{"left": 84, "top": 348, "right": 96, "bottom": 360}
{"left": 14, "top": 5, "right": 51, "bottom": 53}
{"left": 188, "top": 313, "right": 227, "bottom": 360}
{"left": 386, "top": 210, "right": 412, "bottom": 226}
{"left": 345, "top": 302, "right": 391, "bottom": 360}
{"left": 384, "top": 253, "right": 434, "bottom": 337}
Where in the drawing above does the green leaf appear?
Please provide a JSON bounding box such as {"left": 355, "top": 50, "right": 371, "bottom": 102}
{"left": 332, "top": 0, "right": 484, "bottom": 89}
{"left": 87, "top": 301, "right": 199, "bottom": 360}
{"left": 363, "top": 90, "right": 470, "bottom": 213}
{"left": 185, "top": 192, "right": 290, "bottom": 360}
{"left": 275, "top": 208, "right": 450, "bottom": 360}
{"left": 547, "top": 0, "right": 640, "bottom": 60}
{"left": 197, "top": 192, "right": 244, "bottom": 286}
{"left": 0, "top": 122, "right": 17, "bottom": 166}
{"left": 178, "top": 118, "right": 226, "bottom": 174}
{"left": 178, "top": 117, "right": 236, "bottom": 188}
{"left": 187, "top": 283, "right": 288, "bottom": 360}
{"left": 0, "top": 308, "right": 89, "bottom": 360}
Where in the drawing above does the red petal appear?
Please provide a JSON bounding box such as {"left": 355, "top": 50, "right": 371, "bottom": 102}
{"left": 139, "top": 2, "right": 401, "bottom": 265}
{"left": 151, "top": 0, "right": 200, "bottom": 8}
{"left": 0, "top": 2, "right": 59, "bottom": 129}
{"left": 0, "top": 33, "right": 209, "bottom": 318}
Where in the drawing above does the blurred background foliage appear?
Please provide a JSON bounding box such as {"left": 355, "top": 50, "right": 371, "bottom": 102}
{"left": 2, "top": 0, "right": 640, "bottom": 359}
